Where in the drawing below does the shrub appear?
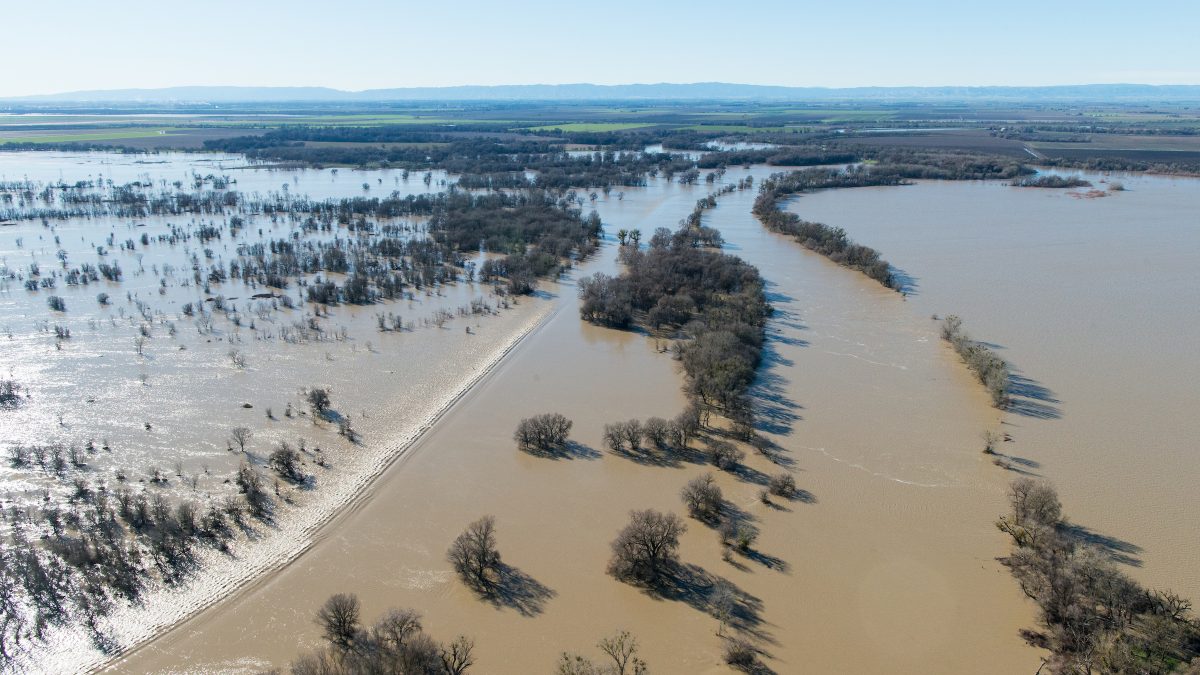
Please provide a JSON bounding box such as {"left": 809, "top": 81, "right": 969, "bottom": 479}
{"left": 723, "top": 637, "right": 759, "bottom": 670}
{"left": 269, "top": 442, "right": 303, "bottom": 482}
{"left": 768, "top": 473, "right": 796, "bottom": 498}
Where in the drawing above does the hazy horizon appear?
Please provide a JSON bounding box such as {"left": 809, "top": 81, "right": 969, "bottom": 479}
{"left": 5, "top": 0, "right": 1198, "bottom": 98}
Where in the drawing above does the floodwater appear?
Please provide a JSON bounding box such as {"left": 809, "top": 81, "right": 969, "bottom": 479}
{"left": 106, "top": 167, "right": 1039, "bottom": 674}
{"left": 791, "top": 173, "right": 1200, "bottom": 601}
{"left": 0, "top": 151, "right": 547, "bottom": 672}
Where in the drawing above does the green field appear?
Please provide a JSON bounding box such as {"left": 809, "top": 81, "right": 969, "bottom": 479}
{"left": 0, "top": 127, "right": 180, "bottom": 144}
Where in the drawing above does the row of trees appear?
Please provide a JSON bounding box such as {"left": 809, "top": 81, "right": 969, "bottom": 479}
{"left": 600, "top": 408, "right": 700, "bottom": 455}
{"left": 282, "top": 590, "right": 655, "bottom": 674}
{"left": 940, "top": 315, "right": 1010, "bottom": 408}
{"left": 752, "top": 168, "right": 902, "bottom": 289}
{"left": 997, "top": 479, "right": 1200, "bottom": 674}
{"left": 282, "top": 593, "right": 474, "bottom": 674}
{"left": 1012, "top": 175, "right": 1093, "bottom": 188}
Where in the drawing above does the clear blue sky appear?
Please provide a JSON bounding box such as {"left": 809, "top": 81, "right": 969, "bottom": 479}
{"left": 4, "top": 0, "right": 1198, "bottom": 96}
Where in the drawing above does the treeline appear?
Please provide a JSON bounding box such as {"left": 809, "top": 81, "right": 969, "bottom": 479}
{"left": 1039, "top": 155, "right": 1200, "bottom": 176}
{"left": 579, "top": 225, "right": 769, "bottom": 425}
{"left": 1013, "top": 175, "right": 1093, "bottom": 188}
{"left": 697, "top": 149, "right": 858, "bottom": 169}
{"left": 752, "top": 168, "right": 902, "bottom": 289}
{"left": 940, "top": 315, "right": 1009, "bottom": 408}
{"left": 997, "top": 479, "right": 1200, "bottom": 674}
{"left": 205, "top": 131, "right": 698, "bottom": 188}
{"left": 851, "top": 147, "right": 1034, "bottom": 180}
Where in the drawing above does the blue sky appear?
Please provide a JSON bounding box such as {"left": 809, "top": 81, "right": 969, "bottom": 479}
{"left": 4, "top": 0, "right": 1198, "bottom": 96}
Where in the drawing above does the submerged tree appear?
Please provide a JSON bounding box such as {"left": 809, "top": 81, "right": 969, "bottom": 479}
{"left": 315, "top": 592, "right": 361, "bottom": 651}
{"left": 513, "top": 413, "right": 573, "bottom": 455}
{"left": 607, "top": 509, "right": 685, "bottom": 585}
{"left": 448, "top": 516, "right": 502, "bottom": 591}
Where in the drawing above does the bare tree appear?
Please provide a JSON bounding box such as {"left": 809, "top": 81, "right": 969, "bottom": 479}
{"left": 315, "top": 593, "right": 360, "bottom": 650}
{"left": 307, "top": 387, "right": 332, "bottom": 416}
{"left": 708, "top": 440, "right": 744, "bottom": 471}
{"left": 672, "top": 405, "right": 701, "bottom": 448}
{"left": 441, "top": 635, "right": 476, "bottom": 675}
{"left": 602, "top": 423, "right": 625, "bottom": 452}
{"left": 598, "top": 630, "right": 647, "bottom": 675}
{"left": 620, "top": 420, "right": 642, "bottom": 450}
{"left": 709, "top": 580, "right": 737, "bottom": 636}
{"left": 608, "top": 509, "right": 686, "bottom": 584}
{"left": 448, "top": 516, "right": 501, "bottom": 590}
{"left": 642, "top": 417, "right": 670, "bottom": 449}
{"left": 230, "top": 426, "right": 253, "bottom": 453}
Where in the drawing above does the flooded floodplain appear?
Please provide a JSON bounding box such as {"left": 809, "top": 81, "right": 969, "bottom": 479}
{"left": 108, "top": 168, "right": 1040, "bottom": 674}
{"left": 790, "top": 173, "right": 1200, "bottom": 600}
{"left": 0, "top": 151, "right": 546, "bottom": 671}
{"left": 4, "top": 150, "right": 1194, "bottom": 673}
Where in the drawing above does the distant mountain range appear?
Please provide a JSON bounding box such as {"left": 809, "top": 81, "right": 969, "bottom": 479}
{"left": 6, "top": 83, "right": 1200, "bottom": 103}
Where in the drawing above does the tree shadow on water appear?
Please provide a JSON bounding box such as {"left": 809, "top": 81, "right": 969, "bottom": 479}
{"left": 991, "top": 452, "right": 1043, "bottom": 477}
{"left": 1006, "top": 372, "right": 1063, "bottom": 420}
{"left": 749, "top": 346, "right": 804, "bottom": 438}
{"left": 481, "top": 563, "right": 556, "bottom": 617}
{"left": 645, "top": 563, "right": 775, "bottom": 647}
{"left": 1058, "top": 523, "right": 1143, "bottom": 568}
{"left": 521, "top": 441, "right": 601, "bottom": 461}
{"left": 890, "top": 266, "right": 920, "bottom": 296}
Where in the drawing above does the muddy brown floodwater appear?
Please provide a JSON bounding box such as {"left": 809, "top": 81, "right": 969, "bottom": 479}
{"left": 108, "top": 171, "right": 1040, "bottom": 674}
{"left": 790, "top": 171, "right": 1200, "bottom": 604}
